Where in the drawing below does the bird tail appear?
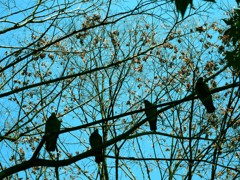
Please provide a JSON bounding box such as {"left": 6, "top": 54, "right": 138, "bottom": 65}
{"left": 150, "top": 124, "right": 157, "bottom": 131}
{"left": 96, "top": 156, "right": 104, "bottom": 163}
{"left": 206, "top": 105, "right": 216, "bottom": 113}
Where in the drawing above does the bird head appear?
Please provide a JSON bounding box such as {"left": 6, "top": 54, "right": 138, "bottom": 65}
{"left": 51, "top": 112, "right": 56, "bottom": 118}
{"left": 198, "top": 77, "right": 203, "bottom": 82}
{"left": 94, "top": 129, "right": 99, "bottom": 134}
{"left": 144, "top": 100, "right": 150, "bottom": 104}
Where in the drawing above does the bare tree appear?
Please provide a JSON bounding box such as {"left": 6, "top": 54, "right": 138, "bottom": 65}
{"left": 0, "top": 0, "right": 239, "bottom": 179}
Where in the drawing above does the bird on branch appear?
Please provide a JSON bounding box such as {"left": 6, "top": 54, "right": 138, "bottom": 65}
{"left": 89, "top": 129, "right": 103, "bottom": 164}
{"left": 195, "top": 77, "right": 215, "bottom": 113}
{"left": 45, "top": 113, "right": 61, "bottom": 152}
{"left": 144, "top": 100, "right": 157, "bottom": 131}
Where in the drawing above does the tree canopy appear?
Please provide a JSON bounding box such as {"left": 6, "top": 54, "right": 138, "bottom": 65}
{"left": 0, "top": 0, "right": 240, "bottom": 179}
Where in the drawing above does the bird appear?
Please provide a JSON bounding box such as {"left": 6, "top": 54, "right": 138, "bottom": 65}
{"left": 195, "top": 77, "right": 215, "bottom": 113}
{"left": 144, "top": 100, "right": 157, "bottom": 131}
{"left": 89, "top": 129, "right": 103, "bottom": 163}
{"left": 45, "top": 113, "right": 61, "bottom": 152}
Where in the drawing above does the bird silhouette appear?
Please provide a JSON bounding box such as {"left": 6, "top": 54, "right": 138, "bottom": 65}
{"left": 45, "top": 113, "right": 61, "bottom": 151}
{"left": 195, "top": 77, "right": 215, "bottom": 113}
{"left": 144, "top": 100, "right": 157, "bottom": 131}
{"left": 89, "top": 129, "right": 103, "bottom": 163}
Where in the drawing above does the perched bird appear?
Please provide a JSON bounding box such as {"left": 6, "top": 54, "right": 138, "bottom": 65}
{"left": 45, "top": 113, "right": 61, "bottom": 151}
{"left": 195, "top": 77, "right": 215, "bottom": 113}
{"left": 89, "top": 129, "right": 103, "bottom": 163}
{"left": 144, "top": 100, "right": 157, "bottom": 131}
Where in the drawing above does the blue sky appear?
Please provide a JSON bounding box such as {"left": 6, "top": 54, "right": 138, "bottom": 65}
{"left": 0, "top": 0, "right": 239, "bottom": 179}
